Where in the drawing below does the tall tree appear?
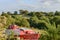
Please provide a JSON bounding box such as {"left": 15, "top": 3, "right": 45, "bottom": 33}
{"left": 7, "top": 12, "right": 11, "bottom": 15}
{"left": 19, "top": 10, "right": 23, "bottom": 14}
{"left": 55, "top": 11, "right": 60, "bottom": 16}
{"left": 14, "top": 11, "right": 18, "bottom": 15}
{"left": 19, "top": 10, "right": 28, "bottom": 15}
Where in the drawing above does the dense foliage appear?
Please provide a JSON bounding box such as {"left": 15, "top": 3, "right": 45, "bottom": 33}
{"left": 0, "top": 10, "right": 60, "bottom": 40}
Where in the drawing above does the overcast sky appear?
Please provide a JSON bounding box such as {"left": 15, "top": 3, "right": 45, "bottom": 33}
{"left": 0, "top": 0, "right": 60, "bottom": 12}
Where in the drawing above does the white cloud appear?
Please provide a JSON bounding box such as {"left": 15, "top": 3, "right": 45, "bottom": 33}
{"left": 44, "top": 1, "right": 51, "bottom": 6}
{"left": 0, "top": 0, "right": 60, "bottom": 12}
{"left": 15, "top": 0, "right": 60, "bottom": 12}
{"left": 57, "top": 0, "right": 60, "bottom": 2}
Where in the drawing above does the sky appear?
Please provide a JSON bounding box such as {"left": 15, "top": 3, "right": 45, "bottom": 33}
{"left": 0, "top": 0, "right": 60, "bottom": 13}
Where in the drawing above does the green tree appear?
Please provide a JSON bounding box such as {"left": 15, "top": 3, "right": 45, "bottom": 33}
{"left": 20, "top": 18, "right": 30, "bottom": 27}
{"left": 51, "top": 16, "right": 60, "bottom": 28}
{"left": 55, "top": 11, "right": 60, "bottom": 16}
{"left": 19, "top": 10, "right": 23, "bottom": 14}
{"left": 19, "top": 10, "right": 28, "bottom": 15}
{"left": 48, "top": 12, "right": 54, "bottom": 16}
{"left": 14, "top": 11, "right": 18, "bottom": 15}
{"left": 7, "top": 12, "right": 11, "bottom": 15}
{"left": 29, "top": 16, "right": 39, "bottom": 28}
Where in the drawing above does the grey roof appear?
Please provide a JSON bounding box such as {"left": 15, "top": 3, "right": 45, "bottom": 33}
{"left": 20, "top": 28, "right": 31, "bottom": 30}
{"left": 5, "top": 29, "right": 20, "bottom": 35}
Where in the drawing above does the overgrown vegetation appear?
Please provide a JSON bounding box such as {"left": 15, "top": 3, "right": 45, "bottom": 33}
{"left": 0, "top": 10, "right": 60, "bottom": 40}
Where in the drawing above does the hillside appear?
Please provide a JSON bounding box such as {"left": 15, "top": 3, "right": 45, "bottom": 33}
{"left": 0, "top": 10, "right": 60, "bottom": 40}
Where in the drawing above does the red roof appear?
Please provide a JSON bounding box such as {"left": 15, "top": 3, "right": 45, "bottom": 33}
{"left": 8, "top": 25, "right": 19, "bottom": 29}
{"left": 6, "top": 25, "right": 40, "bottom": 40}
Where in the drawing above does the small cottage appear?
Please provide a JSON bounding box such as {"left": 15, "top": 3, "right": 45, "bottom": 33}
{"left": 5, "top": 25, "right": 40, "bottom": 40}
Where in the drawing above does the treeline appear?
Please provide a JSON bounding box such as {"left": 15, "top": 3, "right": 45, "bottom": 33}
{"left": 1, "top": 10, "right": 60, "bottom": 28}
{"left": 0, "top": 10, "right": 60, "bottom": 40}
